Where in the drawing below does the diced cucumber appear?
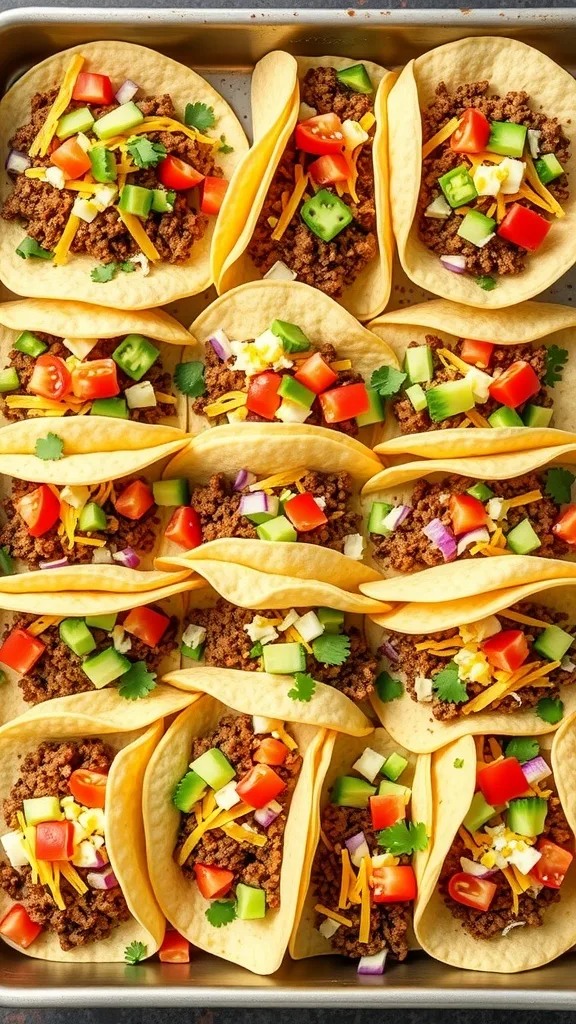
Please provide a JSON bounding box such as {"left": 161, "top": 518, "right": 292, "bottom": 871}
{"left": 78, "top": 502, "right": 107, "bottom": 533}
{"left": 236, "top": 883, "right": 266, "bottom": 920}
{"left": 57, "top": 106, "right": 95, "bottom": 140}
{"left": 189, "top": 747, "right": 236, "bottom": 790}
{"left": 59, "top": 618, "right": 96, "bottom": 657}
{"left": 152, "top": 479, "right": 190, "bottom": 507}
{"left": 85, "top": 613, "right": 117, "bottom": 631}
{"left": 262, "top": 642, "right": 306, "bottom": 674}
{"left": 487, "top": 121, "right": 527, "bottom": 158}
{"left": 23, "top": 796, "right": 62, "bottom": 826}
{"left": 256, "top": 516, "right": 297, "bottom": 542}
{"left": 523, "top": 404, "right": 554, "bottom": 428}
{"left": 0, "top": 368, "right": 20, "bottom": 392}
{"left": 278, "top": 376, "right": 315, "bottom": 409}
{"left": 405, "top": 383, "right": 427, "bottom": 412}
{"left": 317, "top": 607, "right": 344, "bottom": 634}
{"left": 151, "top": 188, "right": 175, "bottom": 213}
{"left": 381, "top": 752, "right": 408, "bottom": 782}
{"left": 173, "top": 770, "right": 208, "bottom": 811}
{"left": 331, "top": 775, "right": 376, "bottom": 808}
{"left": 82, "top": 647, "right": 131, "bottom": 687}
{"left": 404, "top": 345, "right": 434, "bottom": 384}
{"left": 14, "top": 331, "right": 48, "bottom": 357}
{"left": 506, "top": 518, "right": 541, "bottom": 554}
{"left": 93, "top": 101, "right": 144, "bottom": 140}
{"left": 368, "top": 501, "right": 394, "bottom": 537}
{"left": 463, "top": 791, "right": 496, "bottom": 833}
{"left": 488, "top": 406, "right": 525, "bottom": 428}
{"left": 535, "top": 153, "right": 564, "bottom": 185}
{"left": 91, "top": 397, "right": 129, "bottom": 419}
{"left": 533, "top": 624, "right": 574, "bottom": 662}
{"left": 356, "top": 386, "right": 385, "bottom": 427}
{"left": 457, "top": 210, "right": 496, "bottom": 247}
{"left": 425, "top": 378, "right": 475, "bottom": 422}
{"left": 336, "top": 64, "right": 373, "bottom": 94}
{"left": 181, "top": 641, "right": 205, "bottom": 661}
{"left": 118, "top": 184, "right": 154, "bottom": 219}
{"left": 507, "top": 796, "right": 547, "bottom": 837}
{"left": 467, "top": 482, "right": 494, "bottom": 502}
{"left": 378, "top": 779, "right": 411, "bottom": 801}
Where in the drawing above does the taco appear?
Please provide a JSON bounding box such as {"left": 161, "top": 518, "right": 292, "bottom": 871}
{"left": 212, "top": 53, "right": 395, "bottom": 321}
{"left": 0, "top": 299, "right": 191, "bottom": 427}
{"left": 184, "top": 280, "right": 398, "bottom": 440}
{"left": 142, "top": 690, "right": 327, "bottom": 974}
{"left": 0, "top": 41, "right": 248, "bottom": 309}
{"left": 289, "top": 729, "right": 430, "bottom": 974}
{"left": 414, "top": 731, "right": 576, "bottom": 973}
{"left": 369, "top": 299, "right": 576, "bottom": 459}
{"left": 388, "top": 36, "right": 576, "bottom": 308}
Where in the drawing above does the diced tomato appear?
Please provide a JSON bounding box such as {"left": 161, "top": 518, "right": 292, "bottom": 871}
{"left": 369, "top": 793, "right": 406, "bottom": 831}
{"left": 158, "top": 155, "right": 204, "bottom": 191}
{"left": 72, "top": 72, "right": 114, "bottom": 105}
{"left": 294, "top": 352, "right": 338, "bottom": 395}
{"left": 448, "top": 872, "right": 497, "bottom": 912}
{"left": 460, "top": 339, "right": 494, "bottom": 369}
{"left": 165, "top": 507, "right": 202, "bottom": 549}
{"left": 235, "top": 764, "right": 286, "bottom": 809}
{"left": 450, "top": 108, "right": 491, "bottom": 154}
{"left": 246, "top": 371, "right": 282, "bottom": 420}
{"left": 194, "top": 863, "right": 234, "bottom": 900}
{"left": 449, "top": 493, "right": 487, "bottom": 536}
{"left": 319, "top": 382, "right": 369, "bottom": 424}
{"left": 0, "top": 627, "right": 46, "bottom": 674}
{"left": 71, "top": 359, "right": 119, "bottom": 401}
{"left": 488, "top": 360, "right": 541, "bottom": 409}
{"left": 36, "top": 819, "right": 75, "bottom": 862}
{"left": 200, "top": 176, "right": 228, "bottom": 215}
{"left": 69, "top": 768, "right": 108, "bottom": 808}
{"left": 553, "top": 506, "right": 576, "bottom": 546}
{"left": 159, "top": 930, "right": 190, "bottom": 963}
{"left": 530, "top": 838, "right": 573, "bottom": 889}
{"left": 372, "top": 865, "right": 417, "bottom": 903}
{"left": 253, "top": 737, "right": 288, "bottom": 766}
{"left": 16, "top": 484, "right": 60, "bottom": 538}
{"left": 477, "top": 756, "right": 528, "bottom": 806}
{"left": 0, "top": 904, "right": 42, "bottom": 949}
{"left": 50, "top": 136, "right": 92, "bottom": 179}
{"left": 308, "top": 153, "right": 349, "bottom": 187}
{"left": 481, "top": 629, "right": 529, "bottom": 673}
{"left": 29, "top": 354, "right": 72, "bottom": 402}
{"left": 498, "top": 203, "right": 552, "bottom": 253}
{"left": 114, "top": 480, "right": 155, "bottom": 521}
{"left": 283, "top": 492, "right": 327, "bottom": 532}
{"left": 123, "top": 605, "right": 170, "bottom": 647}
{"left": 295, "top": 113, "right": 345, "bottom": 156}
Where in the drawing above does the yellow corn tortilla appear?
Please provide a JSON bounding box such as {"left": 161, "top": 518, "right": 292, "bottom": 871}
{"left": 0, "top": 298, "right": 191, "bottom": 429}
{"left": 212, "top": 54, "right": 395, "bottom": 321}
{"left": 142, "top": 692, "right": 327, "bottom": 974}
{"left": 389, "top": 36, "right": 576, "bottom": 309}
{"left": 289, "top": 729, "right": 431, "bottom": 960}
{"left": 414, "top": 732, "right": 576, "bottom": 972}
{"left": 0, "top": 41, "right": 248, "bottom": 309}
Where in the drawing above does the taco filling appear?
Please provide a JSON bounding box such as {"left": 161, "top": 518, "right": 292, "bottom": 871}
{"left": 0, "top": 739, "right": 128, "bottom": 951}
{"left": 2, "top": 56, "right": 229, "bottom": 274}
{"left": 440, "top": 735, "right": 573, "bottom": 939}
{"left": 380, "top": 602, "right": 574, "bottom": 722}
{"left": 191, "top": 316, "right": 387, "bottom": 435}
{"left": 0, "top": 331, "right": 176, "bottom": 423}
{"left": 368, "top": 466, "right": 575, "bottom": 573}
{"left": 246, "top": 65, "right": 378, "bottom": 299}
{"left": 419, "top": 83, "right": 570, "bottom": 288}
{"left": 181, "top": 599, "right": 377, "bottom": 703}
{"left": 174, "top": 713, "right": 301, "bottom": 923}
{"left": 312, "top": 745, "right": 427, "bottom": 967}
{"left": 0, "top": 605, "right": 177, "bottom": 705}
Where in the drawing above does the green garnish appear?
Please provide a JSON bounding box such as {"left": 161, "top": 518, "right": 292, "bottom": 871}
{"left": 185, "top": 102, "right": 216, "bottom": 132}
{"left": 475, "top": 275, "right": 497, "bottom": 291}
{"left": 174, "top": 361, "right": 206, "bottom": 397}
{"left": 453, "top": 758, "right": 464, "bottom": 769}
{"left": 250, "top": 641, "right": 263, "bottom": 658}
{"left": 118, "top": 662, "right": 157, "bottom": 700}
{"left": 205, "top": 900, "right": 237, "bottom": 928}
{"left": 504, "top": 737, "right": 540, "bottom": 763}
{"left": 0, "top": 547, "right": 13, "bottom": 576}
{"left": 91, "top": 261, "right": 136, "bottom": 283}
{"left": 378, "top": 820, "right": 428, "bottom": 856}
{"left": 545, "top": 344, "right": 568, "bottom": 387}
{"left": 537, "top": 697, "right": 564, "bottom": 724}
{"left": 124, "top": 940, "right": 147, "bottom": 964}
{"left": 34, "top": 432, "right": 64, "bottom": 461}
{"left": 432, "top": 660, "right": 468, "bottom": 704}
{"left": 16, "top": 237, "right": 54, "bottom": 261}
{"left": 219, "top": 134, "right": 234, "bottom": 154}
{"left": 546, "top": 467, "right": 575, "bottom": 505}
{"left": 375, "top": 671, "right": 403, "bottom": 703}
{"left": 311, "top": 632, "right": 350, "bottom": 666}
{"left": 126, "top": 135, "right": 167, "bottom": 169}
{"left": 370, "top": 365, "right": 407, "bottom": 398}
{"left": 287, "top": 672, "right": 316, "bottom": 702}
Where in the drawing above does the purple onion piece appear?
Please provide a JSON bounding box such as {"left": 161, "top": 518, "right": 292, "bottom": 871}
{"left": 422, "top": 518, "right": 457, "bottom": 562}
{"left": 208, "top": 330, "right": 233, "bottom": 362}
{"left": 239, "top": 490, "right": 268, "bottom": 516}
{"left": 86, "top": 865, "right": 119, "bottom": 890}
{"left": 112, "top": 546, "right": 140, "bottom": 569}
{"left": 233, "top": 469, "right": 258, "bottom": 492}
{"left": 345, "top": 831, "right": 366, "bottom": 855}
{"left": 456, "top": 526, "right": 490, "bottom": 556}
{"left": 357, "top": 950, "right": 387, "bottom": 975}
{"left": 254, "top": 800, "right": 282, "bottom": 828}
{"left": 440, "top": 254, "right": 467, "bottom": 274}
{"left": 6, "top": 149, "right": 31, "bottom": 174}
{"left": 380, "top": 640, "right": 399, "bottom": 663}
{"left": 522, "top": 755, "right": 552, "bottom": 786}
{"left": 114, "top": 80, "right": 139, "bottom": 104}
{"left": 383, "top": 504, "right": 411, "bottom": 532}
{"left": 39, "top": 557, "right": 69, "bottom": 570}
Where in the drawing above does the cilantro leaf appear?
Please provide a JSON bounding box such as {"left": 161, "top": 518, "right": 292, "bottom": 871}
{"left": 185, "top": 102, "right": 216, "bottom": 132}
{"left": 287, "top": 672, "right": 316, "bottom": 702}
{"left": 91, "top": 263, "right": 119, "bottom": 283}
{"left": 504, "top": 737, "right": 540, "bottom": 763}
{"left": 370, "top": 365, "right": 407, "bottom": 398}
{"left": 432, "top": 660, "right": 468, "bottom": 704}
{"left": 546, "top": 467, "right": 575, "bottom": 506}
{"left": 35, "top": 432, "right": 64, "bottom": 461}
{"left": 124, "top": 940, "right": 147, "bottom": 964}
{"left": 453, "top": 758, "right": 464, "bottom": 769}
{"left": 537, "top": 697, "right": 564, "bottom": 724}
{"left": 378, "top": 820, "right": 429, "bottom": 856}
{"left": 118, "top": 662, "right": 157, "bottom": 701}
{"left": 375, "top": 671, "right": 403, "bottom": 703}
{"left": 126, "top": 135, "right": 167, "bottom": 169}
{"left": 205, "top": 900, "right": 237, "bottom": 928}
{"left": 174, "top": 361, "right": 206, "bottom": 397}
{"left": 545, "top": 344, "right": 568, "bottom": 387}
{"left": 250, "top": 641, "right": 263, "bottom": 658}
{"left": 311, "top": 632, "right": 350, "bottom": 666}
{"left": 119, "top": 260, "right": 136, "bottom": 273}
{"left": 219, "top": 134, "right": 234, "bottom": 154}
{"left": 16, "top": 237, "right": 53, "bottom": 261}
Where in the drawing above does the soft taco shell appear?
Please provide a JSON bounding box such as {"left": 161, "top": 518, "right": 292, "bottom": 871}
{"left": 0, "top": 41, "right": 248, "bottom": 309}
{"left": 370, "top": 298, "right": 576, "bottom": 459}
{"left": 212, "top": 55, "right": 395, "bottom": 321}
{"left": 142, "top": 693, "right": 327, "bottom": 974}
{"left": 388, "top": 36, "right": 576, "bottom": 308}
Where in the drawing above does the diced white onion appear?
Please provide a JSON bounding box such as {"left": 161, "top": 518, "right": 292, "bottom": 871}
{"left": 263, "top": 260, "right": 297, "bottom": 282}
{"left": 214, "top": 781, "right": 241, "bottom": 810}
{"left": 293, "top": 610, "right": 324, "bottom": 643}
{"left": 352, "top": 747, "right": 386, "bottom": 783}
{"left": 182, "top": 623, "right": 207, "bottom": 650}
{"left": 343, "top": 533, "right": 364, "bottom": 559}
{"left": 125, "top": 381, "right": 157, "bottom": 409}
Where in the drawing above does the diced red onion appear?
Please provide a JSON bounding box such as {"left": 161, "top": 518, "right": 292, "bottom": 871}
{"left": 233, "top": 469, "right": 258, "bottom": 492}
{"left": 345, "top": 831, "right": 366, "bottom": 855}
{"left": 382, "top": 505, "right": 411, "bottom": 532}
{"left": 6, "top": 149, "right": 31, "bottom": 174}
{"left": 208, "top": 330, "right": 233, "bottom": 362}
{"left": 357, "top": 950, "right": 387, "bottom": 975}
{"left": 380, "top": 640, "right": 399, "bottom": 663}
{"left": 72, "top": 841, "right": 107, "bottom": 869}
{"left": 39, "top": 557, "right": 69, "bottom": 570}
{"left": 114, "top": 80, "right": 139, "bottom": 104}
{"left": 422, "top": 518, "right": 457, "bottom": 562}
{"left": 254, "top": 799, "right": 282, "bottom": 828}
{"left": 86, "top": 865, "right": 119, "bottom": 890}
{"left": 112, "top": 547, "right": 140, "bottom": 569}
{"left": 345, "top": 830, "right": 370, "bottom": 867}
{"left": 522, "top": 755, "right": 552, "bottom": 786}
{"left": 456, "top": 526, "right": 490, "bottom": 556}
{"left": 239, "top": 491, "right": 280, "bottom": 517}
{"left": 440, "top": 254, "right": 467, "bottom": 275}
{"left": 460, "top": 856, "right": 497, "bottom": 879}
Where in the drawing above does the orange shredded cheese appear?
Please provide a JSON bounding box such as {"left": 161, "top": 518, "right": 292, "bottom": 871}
{"left": 422, "top": 117, "right": 461, "bottom": 159}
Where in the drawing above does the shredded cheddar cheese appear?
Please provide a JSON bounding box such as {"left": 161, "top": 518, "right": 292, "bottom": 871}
{"left": 28, "top": 615, "right": 63, "bottom": 636}
{"left": 271, "top": 173, "right": 309, "bottom": 241}
{"left": 204, "top": 391, "right": 247, "bottom": 418}
{"left": 315, "top": 904, "right": 352, "bottom": 927}
{"left": 116, "top": 210, "right": 161, "bottom": 261}
{"left": 53, "top": 213, "right": 82, "bottom": 266}
{"left": 30, "top": 55, "right": 85, "bottom": 157}
{"left": 422, "top": 117, "right": 461, "bottom": 159}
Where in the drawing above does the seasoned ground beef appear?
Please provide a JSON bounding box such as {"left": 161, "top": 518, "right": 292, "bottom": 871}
{"left": 392, "top": 336, "right": 550, "bottom": 435}
{"left": 176, "top": 714, "right": 302, "bottom": 908}
{"left": 312, "top": 804, "right": 410, "bottom": 959}
{"left": 186, "top": 599, "right": 377, "bottom": 702}
{"left": 1, "top": 739, "right": 130, "bottom": 950}
{"left": 191, "top": 470, "right": 359, "bottom": 552}
{"left": 418, "top": 82, "right": 571, "bottom": 277}
{"left": 371, "top": 471, "right": 567, "bottom": 574}
{"left": 387, "top": 602, "right": 575, "bottom": 721}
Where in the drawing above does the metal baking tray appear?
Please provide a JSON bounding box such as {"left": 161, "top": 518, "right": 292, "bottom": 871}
{"left": 2, "top": 6, "right": 576, "bottom": 1008}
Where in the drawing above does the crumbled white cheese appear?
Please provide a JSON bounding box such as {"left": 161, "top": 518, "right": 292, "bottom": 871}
{"left": 244, "top": 615, "right": 278, "bottom": 645}
{"left": 112, "top": 625, "right": 132, "bottom": 654}
{"left": 182, "top": 623, "right": 207, "bottom": 650}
